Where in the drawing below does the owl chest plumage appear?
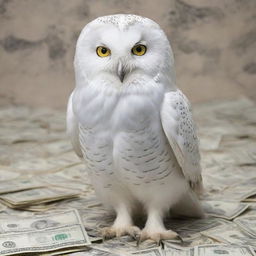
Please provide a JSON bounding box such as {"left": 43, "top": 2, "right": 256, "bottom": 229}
{"left": 76, "top": 85, "right": 178, "bottom": 187}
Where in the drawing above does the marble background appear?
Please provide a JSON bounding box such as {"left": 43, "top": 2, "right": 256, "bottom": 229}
{"left": 0, "top": 0, "right": 255, "bottom": 109}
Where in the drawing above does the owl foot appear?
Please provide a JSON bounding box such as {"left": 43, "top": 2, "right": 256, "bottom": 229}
{"left": 101, "top": 225, "right": 141, "bottom": 240}
{"left": 139, "top": 229, "right": 181, "bottom": 245}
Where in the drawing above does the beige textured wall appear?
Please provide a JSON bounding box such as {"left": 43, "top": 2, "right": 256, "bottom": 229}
{"left": 0, "top": 0, "right": 255, "bottom": 109}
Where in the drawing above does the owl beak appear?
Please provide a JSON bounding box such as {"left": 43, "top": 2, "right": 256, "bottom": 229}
{"left": 117, "top": 61, "right": 125, "bottom": 83}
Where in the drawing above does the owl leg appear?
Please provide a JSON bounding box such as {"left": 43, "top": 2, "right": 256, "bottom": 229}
{"left": 101, "top": 204, "right": 140, "bottom": 239}
{"left": 140, "top": 207, "right": 180, "bottom": 244}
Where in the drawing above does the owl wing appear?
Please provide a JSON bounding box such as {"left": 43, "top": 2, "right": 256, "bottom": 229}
{"left": 66, "top": 91, "right": 83, "bottom": 158}
{"left": 160, "top": 89, "right": 203, "bottom": 193}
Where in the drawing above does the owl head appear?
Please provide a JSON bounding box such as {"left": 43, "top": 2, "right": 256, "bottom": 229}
{"left": 74, "top": 14, "right": 176, "bottom": 90}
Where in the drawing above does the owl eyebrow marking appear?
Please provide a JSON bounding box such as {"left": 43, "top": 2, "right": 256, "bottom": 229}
{"left": 135, "top": 41, "right": 142, "bottom": 45}
{"left": 134, "top": 40, "right": 146, "bottom": 46}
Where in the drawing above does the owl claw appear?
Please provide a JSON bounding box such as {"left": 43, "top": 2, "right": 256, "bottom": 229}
{"left": 139, "top": 229, "right": 179, "bottom": 244}
{"left": 101, "top": 227, "right": 116, "bottom": 240}
{"left": 101, "top": 226, "right": 141, "bottom": 240}
{"left": 176, "top": 234, "right": 183, "bottom": 242}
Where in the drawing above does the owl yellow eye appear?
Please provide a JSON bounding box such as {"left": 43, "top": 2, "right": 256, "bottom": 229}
{"left": 96, "top": 46, "right": 111, "bottom": 57}
{"left": 131, "top": 44, "right": 147, "bottom": 56}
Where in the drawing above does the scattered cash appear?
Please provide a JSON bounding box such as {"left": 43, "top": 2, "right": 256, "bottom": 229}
{"left": 213, "top": 185, "right": 256, "bottom": 201}
{"left": 162, "top": 244, "right": 194, "bottom": 255}
{"left": 195, "top": 244, "right": 256, "bottom": 256}
{"left": 132, "top": 247, "right": 163, "bottom": 256}
{"left": 0, "top": 98, "right": 256, "bottom": 255}
{"left": 202, "top": 224, "right": 256, "bottom": 249}
{"left": 234, "top": 215, "right": 256, "bottom": 237}
{"left": 201, "top": 200, "right": 249, "bottom": 220}
{"left": 0, "top": 209, "right": 91, "bottom": 255}
{"left": 0, "top": 224, "right": 90, "bottom": 256}
{"left": 166, "top": 217, "right": 229, "bottom": 241}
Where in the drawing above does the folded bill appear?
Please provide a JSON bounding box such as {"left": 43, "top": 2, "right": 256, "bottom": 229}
{"left": 0, "top": 187, "right": 80, "bottom": 209}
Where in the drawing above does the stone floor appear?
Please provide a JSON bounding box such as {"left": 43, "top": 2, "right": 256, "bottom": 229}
{"left": 0, "top": 98, "right": 255, "bottom": 255}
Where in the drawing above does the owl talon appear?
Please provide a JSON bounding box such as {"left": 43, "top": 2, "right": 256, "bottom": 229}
{"left": 101, "top": 227, "right": 116, "bottom": 240}
{"left": 136, "top": 237, "right": 140, "bottom": 247}
{"left": 101, "top": 226, "right": 141, "bottom": 240}
{"left": 140, "top": 229, "right": 179, "bottom": 244}
{"left": 176, "top": 234, "right": 183, "bottom": 242}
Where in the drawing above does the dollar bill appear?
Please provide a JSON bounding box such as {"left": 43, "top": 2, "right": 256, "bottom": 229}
{"left": 195, "top": 244, "right": 256, "bottom": 256}
{"left": 166, "top": 218, "right": 229, "bottom": 241}
{"left": 38, "top": 173, "right": 89, "bottom": 192}
{"left": 0, "top": 224, "right": 90, "bottom": 255}
{"left": 132, "top": 247, "right": 163, "bottom": 256}
{"left": 92, "top": 234, "right": 159, "bottom": 254}
{"left": 46, "top": 152, "right": 82, "bottom": 172}
{"left": 162, "top": 243, "right": 194, "bottom": 256}
{"left": 9, "top": 158, "right": 64, "bottom": 174}
{"left": 0, "top": 169, "right": 20, "bottom": 181}
{"left": 185, "top": 235, "right": 216, "bottom": 247}
{"left": 214, "top": 185, "right": 256, "bottom": 201}
{"left": 201, "top": 200, "right": 249, "bottom": 220}
{"left": 0, "top": 187, "right": 80, "bottom": 208}
{"left": 55, "top": 164, "right": 89, "bottom": 182}
{"left": 234, "top": 215, "right": 256, "bottom": 237}
{"left": 9, "top": 153, "right": 81, "bottom": 174}
{"left": 202, "top": 224, "right": 256, "bottom": 249}
{"left": 163, "top": 234, "right": 216, "bottom": 249}
{"left": 0, "top": 209, "right": 84, "bottom": 234}
{"left": 42, "top": 140, "right": 73, "bottom": 155}
{"left": 92, "top": 235, "right": 139, "bottom": 254}
{"left": 17, "top": 203, "right": 58, "bottom": 212}
{"left": 63, "top": 196, "right": 102, "bottom": 209}
{"left": 54, "top": 247, "right": 125, "bottom": 255}
{"left": 0, "top": 176, "right": 45, "bottom": 194}
{"left": 78, "top": 208, "right": 115, "bottom": 230}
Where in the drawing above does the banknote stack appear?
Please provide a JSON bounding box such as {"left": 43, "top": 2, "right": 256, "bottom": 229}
{"left": 0, "top": 98, "right": 256, "bottom": 255}
{"left": 0, "top": 209, "right": 91, "bottom": 255}
{"left": 0, "top": 176, "right": 81, "bottom": 210}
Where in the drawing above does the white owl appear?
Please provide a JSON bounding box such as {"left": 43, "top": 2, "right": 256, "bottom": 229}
{"left": 67, "top": 14, "right": 204, "bottom": 243}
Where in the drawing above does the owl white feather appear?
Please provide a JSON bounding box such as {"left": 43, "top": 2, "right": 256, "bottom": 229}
{"left": 67, "top": 14, "right": 204, "bottom": 242}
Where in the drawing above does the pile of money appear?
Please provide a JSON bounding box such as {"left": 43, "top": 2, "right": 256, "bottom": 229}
{"left": 0, "top": 209, "right": 91, "bottom": 255}
{"left": 0, "top": 187, "right": 80, "bottom": 209}
{"left": 0, "top": 176, "right": 82, "bottom": 210}
{"left": 0, "top": 98, "right": 256, "bottom": 255}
